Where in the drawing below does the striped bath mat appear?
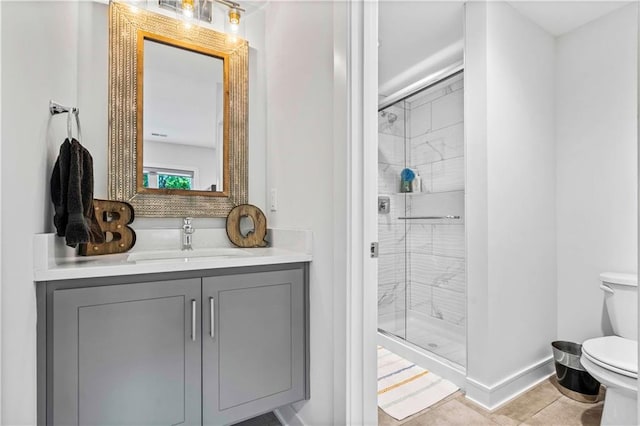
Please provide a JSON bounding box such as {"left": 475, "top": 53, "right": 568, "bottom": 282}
{"left": 378, "top": 346, "right": 459, "bottom": 420}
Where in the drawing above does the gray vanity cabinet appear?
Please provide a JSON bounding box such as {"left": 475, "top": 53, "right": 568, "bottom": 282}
{"left": 39, "top": 264, "right": 309, "bottom": 426}
{"left": 49, "top": 278, "right": 202, "bottom": 426}
{"left": 202, "top": 268, "right": 306, "bottom": 424}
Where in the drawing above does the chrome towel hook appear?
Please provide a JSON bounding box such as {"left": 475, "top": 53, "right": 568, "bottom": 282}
{"left": 50, "top": 100, "right": 81, "bottom": 141}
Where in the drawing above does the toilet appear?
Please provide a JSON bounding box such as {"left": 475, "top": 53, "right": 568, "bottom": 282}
{"left": 580, "top": 272, "right": 638, "bottom": 426}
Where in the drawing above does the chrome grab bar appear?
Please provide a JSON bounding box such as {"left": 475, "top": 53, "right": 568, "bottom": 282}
{"left": 397, "top": 215, "right": 461, "bottom": 220}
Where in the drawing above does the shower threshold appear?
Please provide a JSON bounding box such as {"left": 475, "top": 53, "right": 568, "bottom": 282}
{"left": 378, "top": 328, "right": 467, "bottom": 391}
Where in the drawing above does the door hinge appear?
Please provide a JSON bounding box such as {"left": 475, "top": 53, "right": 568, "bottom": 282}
{"left": 370, "top": 242, "right": 379, "bottom": 258}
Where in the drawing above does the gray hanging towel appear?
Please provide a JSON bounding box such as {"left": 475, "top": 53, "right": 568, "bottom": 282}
{"left": 50, "top": 138, "right": 105, "bottom": 248}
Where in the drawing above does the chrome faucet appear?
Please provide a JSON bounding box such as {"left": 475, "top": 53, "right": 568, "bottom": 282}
{"left": 182, "top": 217, "right": 195, "bottom": 250}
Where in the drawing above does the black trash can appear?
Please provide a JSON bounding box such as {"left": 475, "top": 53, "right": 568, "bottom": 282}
{"left": 551, "top": 341, "right": 600, "bottom": 402}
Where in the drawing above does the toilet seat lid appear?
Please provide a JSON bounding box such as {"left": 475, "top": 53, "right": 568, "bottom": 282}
{"left": 582, "top": 336, "right": 637, "bottom": 379}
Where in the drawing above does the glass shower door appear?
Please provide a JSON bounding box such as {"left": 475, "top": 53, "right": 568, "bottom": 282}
{"left": 377, "top": 72, "right": 466, "bottom": 369}
{"left": 377, "top": 101, "right": 407, "bottom": 340}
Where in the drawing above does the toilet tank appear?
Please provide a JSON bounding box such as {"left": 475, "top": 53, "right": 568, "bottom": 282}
{"left": 600, "top": 272, "right": 638, "bottom": 340}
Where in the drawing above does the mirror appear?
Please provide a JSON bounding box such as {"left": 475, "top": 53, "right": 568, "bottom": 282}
{"left": 108, "top": 2, "right": 248, "bottom": 217}
{"left": 141, "top": 38, "right": 225, "bottom": 193}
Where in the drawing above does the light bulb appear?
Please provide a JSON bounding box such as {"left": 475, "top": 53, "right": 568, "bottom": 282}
{"left": 182, "top": 0, "right": 194, "bottom": 19}
{"left": 228, "top": 7, "right": 241, "bottom": 34}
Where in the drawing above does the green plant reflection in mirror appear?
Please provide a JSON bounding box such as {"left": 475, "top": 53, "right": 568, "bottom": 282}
{"left": 143, "top": 169, "right": 194, "bottom": 190}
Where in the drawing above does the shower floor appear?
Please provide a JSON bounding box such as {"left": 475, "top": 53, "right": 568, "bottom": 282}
{"left": 379, "top": 311, "right": 466, "bottom": 368}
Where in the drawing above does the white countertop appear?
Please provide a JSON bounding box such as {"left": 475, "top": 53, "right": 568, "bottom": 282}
{"left": 34, "top": 229, "right": 312, "bottom": 282}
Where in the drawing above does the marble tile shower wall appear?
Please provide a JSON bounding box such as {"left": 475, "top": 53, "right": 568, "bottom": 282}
{"left": 407, "top": 77, "right": 465, "bottom": 334}
{"left": 378, "top": 102, "right": 408, "bottom": 332}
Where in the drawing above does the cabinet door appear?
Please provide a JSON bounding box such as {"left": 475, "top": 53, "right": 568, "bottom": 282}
{"left": 203, "top": 268, "right": 306, "bottom": 425}
{"left": 51, "top": 278, "right": 201, "bottom": 426}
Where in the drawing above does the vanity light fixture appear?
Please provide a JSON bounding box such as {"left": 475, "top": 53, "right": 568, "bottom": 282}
{"left": 214, "top": 0, "right": 245, "bottom": 33}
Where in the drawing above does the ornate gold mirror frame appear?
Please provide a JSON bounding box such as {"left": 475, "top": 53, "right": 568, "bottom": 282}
{"left": 108, "top": 2, "right": 248, "bottom": 217}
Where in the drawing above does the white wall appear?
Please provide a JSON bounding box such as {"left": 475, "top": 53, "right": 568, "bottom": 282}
{"left": 465, "top": 1, "right": 557, "bottom": 408}
{"left": 1, "top": 2, "right": 80, "bottom": 423}
{"left": 245, "top": 6, "right": 267, "bottom": 220}
{"left": 0, "top": 1, "right": 4, "bottom": 419}
{"left": 556, "top": 3, "right": 638, "bottom": 343}
{"left": 77, "top": 1, "right": 108, "bottom": 202}
{"left": 464, "top": 0, "right": 491, "bottom": 392}
{"left": 484, "top": 0, "right": 557, "bottom": 382}
{"left": 264, "top": 2, "right": 337, "bottom": 424}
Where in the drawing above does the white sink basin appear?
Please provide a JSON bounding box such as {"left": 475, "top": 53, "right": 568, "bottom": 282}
{"left": 127, "top": 248, "right": 249, "bottom": 262}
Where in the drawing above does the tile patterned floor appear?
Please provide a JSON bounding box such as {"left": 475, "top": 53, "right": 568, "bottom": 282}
{"left": 379, "top": 377, "right": 604, "bottom": 426}
{"left": 235, "top": 377, "right": 603, "bottom": 426}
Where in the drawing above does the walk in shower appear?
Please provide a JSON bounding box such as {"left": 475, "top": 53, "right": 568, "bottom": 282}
{"left": 377, "top": 71, "right": 466, "bottom": 380}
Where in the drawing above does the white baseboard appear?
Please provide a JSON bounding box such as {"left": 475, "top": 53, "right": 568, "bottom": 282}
{"left": 465, "top": 355, "right": 555, "bottom": 410}
{"left": 274, "top": 405, "right": 305, "bottom": 426}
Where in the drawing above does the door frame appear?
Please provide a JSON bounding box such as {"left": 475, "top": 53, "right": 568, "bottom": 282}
{"left": 335, "top": 0, "right": 379, "bottom": 424}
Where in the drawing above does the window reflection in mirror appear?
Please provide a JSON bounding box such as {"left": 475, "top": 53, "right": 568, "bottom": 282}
{"left": 142, "top": 38, "right": 224, "bottom": 192}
